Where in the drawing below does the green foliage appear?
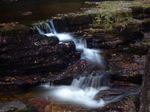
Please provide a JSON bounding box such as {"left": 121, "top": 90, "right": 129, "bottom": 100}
{"left": 92, "top": 1, "right": 133, "bottom": 32}
{"left": 95, "top": 12, "right": 114, "bottom": 25}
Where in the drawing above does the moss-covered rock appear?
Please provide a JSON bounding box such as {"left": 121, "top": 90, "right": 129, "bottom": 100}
{"left": 142, "top": 18, "right": 150, "bottom": 32}
{"left": 117, "top": 20, "right": 143, "bottom": 41}
{"left": 0, "top": 22, "right": 32, "bottom": 38}
{"left": 63, "top": 14, "right": 91, "bottom": 32}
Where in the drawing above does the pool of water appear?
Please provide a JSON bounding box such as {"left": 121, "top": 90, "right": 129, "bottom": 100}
{"left": 0, "top": 0, "right": 87, "bottom": 23}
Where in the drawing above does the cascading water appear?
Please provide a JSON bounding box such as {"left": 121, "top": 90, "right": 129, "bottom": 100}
{"left": 35, "top": 19, "right": 103, "bottom": 65}
{"left": 35, "top": 19, "right": 139, "bottom": 108}
{"left": 42, "top": 72, "right": 111, "bottom": 108}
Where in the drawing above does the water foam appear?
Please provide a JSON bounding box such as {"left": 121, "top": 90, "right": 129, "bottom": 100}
{"left": 35, "top": 19, "right": 107, "bottom": 107}
{"left": 49, "top": 86, "right": 107, "bottom": 108}
{"left": 40, "top": 73, "right": 112, "bottom": 108}
{"left": 35, "top": 19, "right": 139, "bottom": 108}
{"left": 35, "top": 20, "right": 103, "bottom": 66}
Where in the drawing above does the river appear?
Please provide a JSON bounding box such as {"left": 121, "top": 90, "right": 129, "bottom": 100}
{"left": 0, "top": 0, "right": 88, "bottom": 23}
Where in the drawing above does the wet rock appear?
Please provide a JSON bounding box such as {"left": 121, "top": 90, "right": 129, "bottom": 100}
{"left": 131, "top": 6, "right": 150, "bottom": 19}
{"left": 29, "top": 97, "right": 50, "bottom": 112}
{"left": 50, "top": 59, "right": 91, "bottom": 84}
{"left": 94, "top": 90, "right": 124, "bottom": 101}
{"left": 0, "top": 75, "right": 41, "bottom": 92}
{"left": 142, "top": 18, "right": 150, "bottom": 32}
{"left": 44, "top": 105, "right": 77, "bottom": 112}
{"left": 62, "top": 59, "right": 94, "bottom": 77}
{"left": 34, "top": 35, "right": 59, "bottom": 46}
{"left": 108, "top": 53, "right": 145, "bottom": 78}
{"left": 110, "top": 74, "right": 142, "bottom": 85}
{"left": 63, "top": 14, "right": 91, "bottom": 32}
{"left": 110, "top": 80, "right": 139, "bottom": 89}
{"left": 98, "top": 95, "right": 139, "bottom": 112}
{"left": 0, "top": 34, "right": 79, "bottom": 75}
{"left": 55, "top": 41, "right": 76, "bottom": 54}
{"left": 119, "top": 21, "right": 143, "bottom": 41}
{"left": 0, "top": 101, "right": 26, "bottom": 112}
{"left": 53, "top": 76, "right": 73, "bottom": 85}
{"left": 51, "top": 19, "right": 69, "bottom": 33}
{"left": 66, "top": 14, "right": 90, "bottom": 25}
{"left": 0, "top": 34, "right": 80, "bottom": 91}
{"left": 140, "top": 48, "right": 150, "bottom": 112}
{"left": 0, "top": 100, "right": 38, "bottom": 112}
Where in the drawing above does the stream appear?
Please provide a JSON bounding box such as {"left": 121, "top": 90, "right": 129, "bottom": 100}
{"left": 0, "top": 18, "right": 142, "bottom": 111}
{"left": 0, "top": 1, "right": 144, "bottom": 111}
{"left": 33, "top": 19, "right": 140, "bottom": 110}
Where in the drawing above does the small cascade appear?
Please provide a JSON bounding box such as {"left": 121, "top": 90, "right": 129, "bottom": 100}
{"left": 45, "top": 23, "right": 52, "bottom": 33}
{"left": 71, "top": 73, "right": 109, "bottom": 90}
{"left": 48, "top": 19, "right": 57, "bottom": 34}
{"left": 36, "top": 23, "right": 45, "bottom": 35}
{"left": 35, "top": 20, "right": 57, "bottom": 35}
{"left": 32, "top": 19, "right": 141, "bottom": 109}
{"left": 81, "top": 48, "right": 103, "bottom": 66}
{"left": 35, "top": 19, "right": 130, "bottom": 108}
{"left": 73, "top": 38, "right": 87, "bottom": 50}
{"left": 35, "top": 19, "right": 103, "bottom": 66}
{"left": 48, "top": 74, "right": 110, "bottom": 108}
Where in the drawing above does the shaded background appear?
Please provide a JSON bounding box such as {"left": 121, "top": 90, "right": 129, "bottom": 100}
{"left": 0, "top": 0, "right": 88, "bottom": 23}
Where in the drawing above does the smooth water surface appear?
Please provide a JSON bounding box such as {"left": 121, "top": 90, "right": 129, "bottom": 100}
{"left": 0, "top": 0, "right": 86, "bottom": 23}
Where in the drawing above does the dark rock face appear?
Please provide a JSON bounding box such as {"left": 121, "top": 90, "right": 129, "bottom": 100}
{"left": 0, "top": 100, "right": 38, "bottom": 112}
{"left": 108, "top": 53, "right": 145, "bottom": 81}
{"left": 142, "top": 19, "right": 150, "bottom": 32}
{"left": 0, "top": 35, "right": 80, "bottom": 76}
{"left": 0, "top": 34, "right": 80, "bottom": 91}
{"left": 94, "top": 90, "right": 124, "bottom": 101}
{"left": 131, "top": 6, "right": 150, "bottom": 19}
{"left": 140, "top": 48, "right": 150, "bottom": 112}
{"left": 51, "top": 59, "right": 92, "bottom": 85}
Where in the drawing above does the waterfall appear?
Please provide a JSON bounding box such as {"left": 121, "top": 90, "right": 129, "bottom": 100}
{"left": 35, "top": 19, "right": 140, "bottom": 108}
{"left": 71, "top": 72, "right": 110, "bottom": 90}
{"left": 48, "top": 19, "right": 57, "bottom": 34}
{"left": 45, "top": 23, "right": 52, "bottom": 33}
{"left": 35, "top": 20, "right": 107, "bottom": 107}
{"left": 35, "top": 19, "right": 103, "bottom": 66}
{"left": 47, "top": 73, "right": 110, "bottom": 108}
{"left": 36, "top": 20, "right": 57, "bottom": 34}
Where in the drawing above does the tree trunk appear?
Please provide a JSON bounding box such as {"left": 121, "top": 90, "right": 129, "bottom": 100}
{"left": 140, "top": 48, "right": 150, "bottom": 112}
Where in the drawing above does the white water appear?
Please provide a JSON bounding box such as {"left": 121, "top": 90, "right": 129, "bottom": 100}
{"left": 35, "top": 19, "right": 103, "bottom": 65}
{"left": 35, "top": 19, "right": 136, "bottom": 108}
{"left": 43, "top": 75, "right": 110, "bottom": 108}
{"left": 49, "top": 86, "right": 107, "bottom": 107}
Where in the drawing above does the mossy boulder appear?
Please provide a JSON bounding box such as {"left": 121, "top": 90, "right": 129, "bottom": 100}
{"left": 63, "top": 14, "right": 91, "bottom": 31}
{"left": 116, "top": 20, "right": 144, "bottom": 41}
{"left": 131, "top": 6, "right": 150, "bottom": 19}
{"left": 0, "top": 23, "right": 32, "bottom": 38}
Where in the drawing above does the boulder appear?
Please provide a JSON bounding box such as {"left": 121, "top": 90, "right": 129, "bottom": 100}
{"left": 94, "top": 90, "right": 124, "bottom": 101}
{"left": 0, "top": 100, "right": 38, "bottom": 112}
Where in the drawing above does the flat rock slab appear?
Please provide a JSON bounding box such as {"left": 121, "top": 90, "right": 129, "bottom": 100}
{"left": 0, "top": 100, "right": 26, "bottom": 112}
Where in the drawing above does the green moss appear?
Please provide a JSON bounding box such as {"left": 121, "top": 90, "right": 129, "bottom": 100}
{"left": 0, "top": 24, "right": 28, "bottom": 33}
{"left": 87, "top": 0, "right": 149, "bottom": 33}
{"left": 0, "top": 23, "right": 30, "bottom": 38}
